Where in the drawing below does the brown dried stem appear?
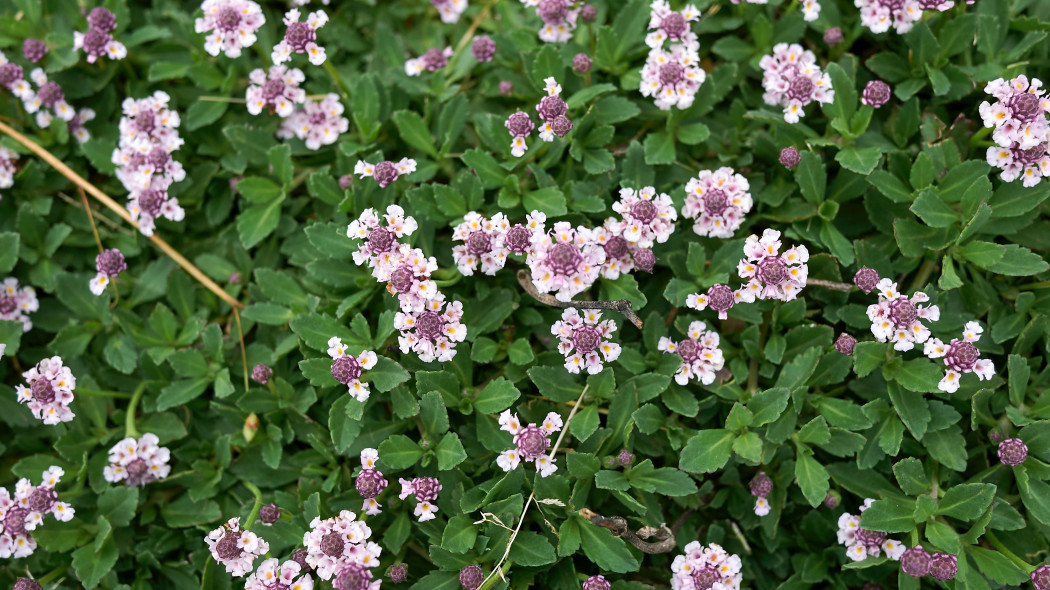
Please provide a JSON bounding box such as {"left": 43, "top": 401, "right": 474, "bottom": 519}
{"left": 515, "top": 269, "right": 644, "bottom": 329}
{"left": 807, "top": 278, "right": 854, "bottom": 292}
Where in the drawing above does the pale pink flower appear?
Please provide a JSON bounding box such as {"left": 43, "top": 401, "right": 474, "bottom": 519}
{"left": 924, "top": 321, "right": 995, "bottom": 393}
{"left": 354, "top": 158, "right": 417, "bottom": 188}
{"left": 866, "top": 278, "right": 940, "bottom": 352}
{"left": 277, "top": 93, "right": 348, "bottom": 150}
{"left": 658, "top": 321, "right": 724, "bottom": 385}
{"left": 103, "top": 433, "right": 171, "bottom": 487}
{"left": 0, "top": 277, "right": 39, "bottom": 332}
{"left": 611, "top": 186, "right": 677, "bottom": 247}
{"left": 432, "top": 0, "right": 469, "bottom": 23}
{"left": 346, "top": 205, "right": 418, "bottom": 268}
{"left": 759, "top": 43, "right": 834, "bottom": 123}
{"left": 246, "top": 65, "right": 306, "bottom": 117}
{"left": 394, "top": 293, "right": 467, "bottom": 362}
{"left": 452, "top": 212, "right": 511, "bottom": 276}
{"left": 272, "top": 9, "right": 328, "bottom": 65}
{"left": 194, "top": 0, "right": 265, "bottom": 58}
{"left": 245, "top": 558, "right": 314, "bottom": 590}
{"left": 326, "top": 337, "right": 378, "bottom": 402}
{"left": 669, "top": 542, "right": 743, "bottom": 590}
{"left": 15, "top": 356, "right": 76, "bottom": 425}
{"left": 527, "top": 222, "right": 605, "bottom": 302}
{"left": 639, "top": 42, "right": 705, "bottom": 111}
{"left": 682, "top": 167, "right": 752, "bottom": 238}
{"left": 551, "top": 308, "right": 621, "bottom": 374}
{"left": 735, "top": 229, "right": 808, "bottom": 303}
{"left": 302, "top": 510, "right": 380, "bottom": 580}
{"left": 645, "top": 0, "right": 700, "bottom": 49}
{"left": 205, "top": 517, "right": 269, "bottom": 577}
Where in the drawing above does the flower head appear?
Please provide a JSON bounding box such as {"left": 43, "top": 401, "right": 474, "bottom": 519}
{"left": 835, "top": 333, "right": 857, "bottom": 356}
{"left": 194, "top": 0, "right": 265, "bottom": 58}
{"left": 452, "top": 212, "right": 511, "bottom": 276}
{"left": 528, "top": 222, "right": 605, "bottom": 302}
{"left": 659, "top": 321, "right": 724, "bottom": 386}
{"left": 346, "top": 205, "right": 418, "bottom": 268}
{"left": 15, "top": 356, "right": 76, "bottom": 425}
{"left": 0, "top": 466, "right": 74, "bottom": 559}
{"left": 611, "top": 186, "right": 677, "bottom": 247}
{"left": 272, "top": 9, "right": 328, "bottom": 65}
{"left": 640, "top": 42, "right": 705, "bottom": 110}
{"left": 861, "top": 80, "right": 892, "bottom": 108}
{"left": 377, "top": 244, "right": 439, "bottom": 313}
{"left": 779, "top": 147, "right": 801, "bottom": 169}
{"left": 277, "top": 93, "right": 349, "bottom": 150}
{"left": 459, "top": 565, "right": 484, "bottom": 590}
{"left": 245, "top": 558, "right": 314, "bottom": 590}
{"left": 406, "top": 46, "right": 453, "bottom": 76}
{"left": 399, "top": 477, "right": 442, "bottom": 522}
{"left": 836, "top": 500, "right": 904, "bottom": 563}
{"left": 432, "top": 0, "right": 469, "bottom": 23}
{"left": 356, "top": 448, "right": 388, "bottom": 515}
{"left": 472, "top": 35, "right": 496, "bottom": 61}
{"left": 326, "top": 337, "right": 378, "bottom": 402}
{"left": 856, "top": 0, "right": 924, "bottom": 34}
{"left": 552, "top": 308, "right": 621, "bottom": 374}
{"left": 497, "top": 410, "right": 563, "bottom": 476}
{"left": 303, "top": 510, "right": 380, "bottom": 579}
{"left": 22, "top": 39, "right": 47, "bottom": 63}
{"left": 998, "top": 438, "right": 1028, "bottom": 466}
{"left": 928, "top": 553, "right": 957, "bottom": 581}
{"left": 759, "top": 43, "right": 834, "bottom": 122}
{"left": 103, "top": 433, "right": 171, "bottom": 487}
{"left": 0, "top": 146, "right": 18, "bottom": 198}
{"left": 251, "top": 363, "right": 272, "bottom": 385}
{"left": 573, "top": 53, "right": 592, "bottom": 73}
{"left": 824, "top": 27, "right": 843, "bottom": 45}
{"left": 687, "top": 284, "right": 736, "bottom": 320}
{"left": 1, "top": 277, "right": 39, "bottom": 332}
{"left": 258, "top": 504, "right": 280, "bottom": 525}
{"left": 923, "top": 321, "right": 994, "bottom": 392}
{"left": 853, "top": 267, "right": 879, "bottom": 292}
{"left": 1032, "top": 564, "right": 1050, "bottom": 590}
{"left": 866, "top": 279, "right": 939, "bottom": 352}
{"left": 899, "top": 546, "right": 931, "bottom": 577}
{"left": 247, "top": 65, "right": 307, "bottom": 117}
{"left": 523, "top": 0, "right": 582, "bottom": 42}
{"left": 74, "top": 7, "right": 127, "bottom": 63}
{"left": 500, "top": 211, "right": 546, "bottom": 257}
{"left": 645, "top": 0, "right": 700, "bottom": 48}
{"left": 669, "top": 542, "right": 742, "bottom": 590}
{"left": 90, "top": 248, "right": 126, "bottom": 296}
{"left": 23, "top": 69, "right": 75, "bottom": 128}
{"left": 736, "top": 229, "right": 809, "bottom": 302}
{"left": 683, "top": 167, "right": 752, "bottom": 238}
{"left": 583, "top": 575, "right": 610, "bottom": 590}
{"left": 205, "top": 517, "right": 269, "bottom": 577}
{"left": 394, "top": 293, "right": 467, "bottom": 362}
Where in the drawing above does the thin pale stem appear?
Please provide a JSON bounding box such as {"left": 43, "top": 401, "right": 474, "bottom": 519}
{"left": 125, "top": 382, "right": 147, "bottom": 438}
{"left": 241, "top": 481, "right": 264, "bottom": 529}
{"left": 234, "top": 309, "right": 249, "bottom": 392}
{"left": 78, "top": 187, "right": 119, "bottom": 305}
{"left": 516, "top": 269, "right": 643, "bottom": 329}
{"left": 807, "top": 278, "right": 853, "bottom": 292}
{"left": 985, "top": 532, "right": 1036, "bottom": 574}
{"left": 77, "top": 387, "right": 133, "bottom": 399}
{"left": 0, "top": 120, "right": 243, "bottom": 310}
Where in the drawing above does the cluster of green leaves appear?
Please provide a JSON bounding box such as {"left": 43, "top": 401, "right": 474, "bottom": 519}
{"left": 2, "top": 0, "right": 1050, "bottom": 589}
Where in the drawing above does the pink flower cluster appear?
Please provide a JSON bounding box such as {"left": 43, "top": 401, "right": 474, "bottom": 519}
{"left": 639, "top": 41, "right": 705, "bottom": 111}
{"left": 399, "top": 477, "right": 442, "bottom": 522}
{"left": 206, "top": 517, "right": 270, "bottom": 577}
{"left": 406, "top": 47, "right": 453, "bottom": 76}
{"left": 924, "top": 321, "right": 995, "bottom": 393}
{"left": 658, "top": 321, "right": 724, "bottom": 385}
{"left": 837, "top": 499, "right": 906, "bottom": 562}
{"left": 395, "top": 293, "right": 467, "bottom": 362}
{"left": 245, "top": 559, "right": 314, "bottom": 590}
{"left": 326, "top": 337, "right": 378, "bottom": 402}
{"left": 866, "top": 278, "right": 939, "bottom": 352}
{"left": 23, "top": 69, "right": 76, "bottom": 128}
{"left": 195, "top": 0, "right": 265, "bottom": 58}
{"left": 670, "top": 542, "right": 743, "bottom": 590}
{"left": 272, "top": 9, "right": 328, "bottom": 65}
{"left": 354, "top": 158, "right": 417, "bottom": 188}
{"left": 347, "top": 206, "right": 419, "bottom": 269}
{"left": 246, "top": 65, "right": 306, "bottom": 117}
{"left": 103, "top": 433, "right": 171, "bottom": 487}
{"left": 1, "top": 278, "right": 37, "bottom": 332}
{"left": 15, "top": 356, "right": 76, "bottom": 425}
{"left": 750, "top": 472, "right": 772, "bottom": 516}
{"left": 452, "top": 212, "right": 511, "bottom": 276}
{"left": 506, "top": 78, "right": 573, "bottom": 157}
{"left": 737, "top": 229, "right": 809, "bottom": 302}
{"left": 0, "top": 466, "right": 75, "bottom": 559}
{"left": 610, "top": 187, "right": 677, "bottom": 247}
{"left": 520, "top": 0, "right": 581, "bottom": 43}
{"left": 645, "top": 1, "right": 700, "bottom": 49}
{"left": 74, "top": 6, "right": 127, "bottom": 63}
{"left": 356, "top": 448, "right": 388, "bottom": 516}
{"left": 303, "top": 510, "right": 381, "bottom": 580}
{"left": 377, "top": 244, "right": 439, "bottom": 313}
{"left": 855, "top": 0, "right": 923, "bottom": 34}
{"left": 432, "top": 0, "right": 469, "bottom": 23}
{"left": 980, "top": 76, "right": 1050, "bottom": 186}
{"left": 0, "top": 146, "right": 17, "bottom": 197}
{"left": 277, "top": 93, "right": 349, "bottom": 150}
{"left": 496, "top": 410, "right": 563, "bottom": 477}
{"left": 682, "top": 167, "right": 752, "bottom": 238}
{"left": 113, "top": 91, "right": 186, "bottom": 236}
{"left": 529, "top": 222, "right": 605, "bottom": 302}
{"left": 759, "top": 43, "right": 834, "bottom": 123}
{"left": 552, "top": 308, "right": 621, "bottom": 374}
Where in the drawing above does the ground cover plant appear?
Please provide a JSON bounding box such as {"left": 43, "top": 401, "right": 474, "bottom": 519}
{"left": 1, "top": 0, "right": 1050, "bottom": 589}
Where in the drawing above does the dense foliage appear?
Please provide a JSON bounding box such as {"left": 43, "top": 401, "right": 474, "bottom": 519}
{"left": 2, "top": 0, "right": 1050, "bottom": 589}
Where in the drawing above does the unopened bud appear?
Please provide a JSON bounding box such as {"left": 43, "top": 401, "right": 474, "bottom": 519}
{"left": 243, "top": 413, "right": 260, "bottom": 442}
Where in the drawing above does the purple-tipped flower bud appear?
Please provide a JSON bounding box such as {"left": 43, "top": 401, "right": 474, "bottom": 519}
{"left": 258, "top": 503, "right": 280, "bottom": 524}
{"left": 339, "top": 174, "right": 353, "bottom": 190}
{"left": 356, "top": 468, "right": 388, "bottom": 499}
{"left": 750, "top": 472, "right": 773, "bottom": 497}
{"left": 900, "top": 547, "right": 932, "bottom": 578}
{"left": 536, "top": 0, "right": 569, "bottom": 24}
{"left": 96, "top": 248, "right": 127, "bottom": 277}
{"left": 779, "top": 147, "right": 801, "bottom": 169}
{"left": 459, "top": 565, "right": 484, "bottom": 590}
{"left": 372, "top": 161, "right": 399, "bottom": 189}
{"left": 412, "top": 477, "right": 442, "bottom": 502}
{"left": 998, "top": 438, "right": 1028, "bottom": 466}
{"left": 989, "top": 429, "right": 1003, "bottom": 443}
{"left": 421, "top": 47, "right": 450, "bottom": 72}
{"left": 1032, "top": 565, "right": 1050, "bottom": 590}
{"left": 14, "top": 579, "right": 43, "bottom": 590}
{"left": 387, "top": 563, "right": 408, "bottom": 583}
{"left": 332, "top": 355, "right": 363, "bottom": 385}
{"left": 0, "top": 63, "right": 24, "bottom": 87}
{"left": 928, "top": 553, "right": 957, "bottom": 581}
{"left": 823, "top": 492, "right": 839, "bottom": 509}
{"left": 617, "top": 449, "right": 634, "bottom": 466}
{"left": 823, "top": 27, "right": 843, "bottom": 46}
{"left": 550, "top": 115, "right": 573, "bottom": 137}
{"left": 835, "top": 333, "right": 857, "bottom": 356}
{"left": 251, "top": 364, "right": 272, "bottom": 385}
{"left": 22, "top": 39, "right": 47, "bottom": 63}
{"left": 291, "top": 547, "right": 311, "bottom": 571}
{"left": 499, "top": 80, "right": 513, "bottom": 96}
{"left": 472, "top": 36, "right": 496, "bottom": 62}
{"left": 853, "top": 267, "right": 879, "bottom": 293}
{"left": 333, "top": 563, "right": 373, "bottom": 590}
{"left": 573, "top": 53, "right": 593, "bottom": 74}
{"left": 583, "top": 575, "right": 611, "bottom": 590}
{"left": 229, "top": 272, "right": 241, "bottom": 285}
{"left": 87, "top": 7, "right": 118, "bottom": 33}
{"left": 536, "top": 95, "right": 567, "bottom": 122}
{"left": 861, "top": 80, "right": 892, "bottom": 108}
{"left": 580, "top": 4, "right": 598, "bottom": 21}
{"left": 633, "top": 248, "right": 656, "bottom": 273}
{"left": 505, "top": 112, "right": 534, "bottom": 138}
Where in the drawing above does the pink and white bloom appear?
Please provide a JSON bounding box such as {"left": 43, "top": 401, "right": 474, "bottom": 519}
{"left": 979, "top": 76, "right": 1050, "bottom": 150}
{"left": 669, "top": 542, "right": 743, "bottom": 590}
{"left": 735, "top": 229, "right": 808, "bottom": 303}
{"left": 394, "top": 293, "right": 467, "bottom": 362}
{"left": 759, "top": 43, "right": 834, "bottom": 123}
{"left": 528, "top": 222, "right": 606, "bottom": 302}
{"left": 855, "top": 0, "right": 924, "bottom": 34}
{"left": 1, "top": 277, "right": 39, "bottom": 332}
{"left": 986, "top": 143, "right": 1050, "bottom": 187}
{"left": 754, "top": 497, "right": 771, "bottom": 517}
{"left": 205, "top": 517, "right": 269, "bottom": 577}
{"left": 687, "top": 284, "right": 736, "bottom": 320}
{"left": 800, "top": 0, "right": 821, "bottom": 21}
{"left": 551, "top": 308, "right": 621, "bottom": 374}
{"left": 73, "top": 23, "right": 127, "bottom": 63}
{"left": 375, "top": 244, "right": 440, "bottom": 313}
{"left": 658, "top": 321, "right": 724, "bottom": 385}
{"left": 611, "top": 187, "right": 677, "bottom": 247}
{"left": 399, "top": 477, "right": 442, "bottom": 522}
{"left": 639, "top": 42, "right": 705, "bottom": 110}
{"left": 866, "top": 278, "right": 940, "bottom": 352}
{"left": 68, "top": 107, "right": 95, "bottom": 143}
{"left": 682, "top": 167, "right": 752, "bottom": 238}
{"left": 924, "top": 321, "right": 995, "bottom": 393}
{"left": 520, "top": 0, "right": 581, "bottom": 43}
{"left": 245, "top": 558, "right": 314, "bottom": 590}
{"left": 327, "top": 337, "right": 378, "bottom": 402}
{"left": 405, "top": 47, "right": 453, "bottom": 76}
{"left": 500, "top": 211, "right": 547, "bottom": 258}
{"left": 645, "top": 0, "right": 700, "bottom": 49}
{"left": 303, "top": 510, "right": 380, "bottom": 580}
{"left": 592, "top": 219, "right": 636, "bottom": 280}
{"left": 354, "top": 158, "right": 417, "bottom": 188}
{"left": 277, "top": 93, "right": 348, "bottom": 150}
{"left": 23, "top": 69, "right": 75, "bottom": 128}
{"left": 0, "top": 146, "right": 17, "bottom": 198}
{"left": 272, "top": 9, "right": 328, "bottom": 65}
{"left": 194, "top": 0, "right": 265, "bottom": 58}
{"left": 452, "top": 212, "right": 511, "bottom": 276}
{"left": 346, "top": 205, "right": 418, "bottom": 269}
{"left": 103, "top": 433, "right": 171, "bottom": 487}
{"left": 836, "top": 500, "right": 905, "bottom": 563}
{"left": 15, "top": 356, "right": 76, "bottom": 425}
{"left": 432, "top": 0, "right": 469, "bottom": 23}
{"left": 355, "top": 449, "right": 388, "bottom": 516}
{"left": 0, "top": 466, "right": 74, "bottom": 559}
{"left": 246, "top": 65, "right": 306, "bottom": 117}
{"left": 497, "top": 410, "right": 564, "bottom": 477}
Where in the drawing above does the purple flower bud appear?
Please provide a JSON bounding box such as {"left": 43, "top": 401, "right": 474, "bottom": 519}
{"left": 944, "top": 339, "right": 980, "bottom": 372}
{"left": 536, "top": 95, "right": 568, "bottom": 122}
{"left": 550, "top": 115, "right": 573, "bottom": 137}
{"left": 779, "top": 147, "right": 801, "bottom": 169}
{"left": 786, "top": 75, "right": 816, "bottom": 102}
{"left": 861, "top": 80, "right": 892, "bottom": 108}
{"left": 660, "top": 12, "right": 688, "bottom": 40}
{"left": 855, "top": 528, "right": 886, "bottom": 548}
{"left": 339, "top": 174, "right": 353, "bottom": 190}
{"left": 900, "top": 546, "right": 932, "bottom": 578}
{"left": 691, "top": 565, "right": 721, "bottom": 589}
{"left": 459, "top": 565, "right": 484, "bottom": 590}
{"left": 368, "top": 226, "right": 396, "bottom": 253}
{"left": 258, "top": 503, "right": 280, "bottom": 524}
{"left": 505, "top": 111, "right": 534, "bottom": 138}
{"left": 503, "top": 224, "right": 531, "bottom": 255}
{"left": 229, "top": 272, "right": 241, "bottom": 285}
{"left": 87, "top": 7, "right": 118, "bottom": 33}
{"left": 214, "top": 530, "right": 245, "bottom": 560}
{"left": 387, "top": 563, "right": 408, "bottom": 583}
{"left": 467, "top": 231, "right": 493, "bottom": 256}
{"left": 4, "top": 507, "right": 28, "bottom": 535}
{"left": 573, "top": 53, "right": 592, "bottom": 74}
{"left": 928, "top": 553, "right": 957, "bottom": 581}
{"left": 284, "top": 21, "right": 317, "bottom": 52}
{"left": 82, "top": 28, "right": 112, "bottom": 57}
{"left": 887, "top": 297, "right": 918, "bottom": 328}
{"left": 548, "top": 242, "right": 583, "bottom": 275}
{"left": 580, "top": 4, "right": 598, "bottom": 21}
{"left": 416, "top": 311, "right": 445, "bottom": 341}
{"left": 14, "top": 579, "right": 43, "bottom": 590}
{"left": 0, "top": 63, "right": 24, "bottom": 87}
{"left": 291, "top": 547, "right": 311, "bottom": 571}
{"left": 756, "top": 257, "right": 789, "bottom": 286}
{"left": 332, "top": 356, "right": 363, "bottom": 385}
{"left": 412, "top": 477, "right": 442, "bottom": 502}
{"left": 320, "top": 532, "right": 345, "bottom": 557}
{"left": 707, "top": 284, "right": 735, "bottom": 316}
{"left": 658, "top": 62, "right": 685, "bottom": 86}
{"left": 515, "top": 424, "right": 550, "bottom": 459}
{"left": 36, "top": 81, "right": 64, "bottom": 108}
{"left": 853, "top": 267, "right": 879, "bottom": 293}
{"left": 750, "top": 472, "right": 773, "bottom": 497}
{"left": 356, "top": 468, "right": 388, "bottom": 498}
{"left": 472, "top": 36, "right": 496, "bottom": 62}
{"left": 633, "top": 248, "right": 656, "bottom": 273}
{"left": 28, "top": 487, "right": 56, "bottom": 513}
{"left": 617, "top": 449, "right": 634, "bottom": 466}
{"left": 998, "top": 438, "right": 1028, "bottom": 466}
{"left": 583, "top": 575, "right": 610, "bottom": 590}
{"left": 22, "top": 38, "right": 48, "bottom": 63}
{"left": 96, "top": 248, "right": 127, "bottom": 277}
{"left": 536, "top": 0, "right": 569, "bottom": 24}
{"left": 834, "top": 333, "right": 857, "bottom": 356}
{"left": 823, "top": 27, "right": 843, "bottom": 46}
{"left": 823, "top": 492, "right": 838, "bottom": 509}
{"left": 989, "top": 429, "right": 1003, "bottom": 443}
{"left": 372, "top": 161, "right": 399, "bottom": 189}
{"left": 499, "top": 80, "right": 513, "bottom": 96}
{"left": 1033, "top": 565, "right": 1050, "bottom": 590}
{"left": 333, "top": 563, "right": 374, "bottom": 590}
{"left": 422, "top": 47, "right": 450, "bottom": 72}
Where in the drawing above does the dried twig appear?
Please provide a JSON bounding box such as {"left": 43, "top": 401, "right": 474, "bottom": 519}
{"left": 515, "top": 269, "right": 644, "bottom": 329}
{"left": 579, "top": 508, "right": 677, "bottom": 554}
{"left": 807, "top": 278, "right": 854, "bottom": 292}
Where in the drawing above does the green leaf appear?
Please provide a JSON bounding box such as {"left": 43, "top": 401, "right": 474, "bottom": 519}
{"left": 894, "top": 358, "right": 942, "bottom": 393}
{"left": 1017, "top": 467, "right": 1050, "bottom": 526}
{"left": 643, "top": 131, "right": 676, "bottom": 165}
{"left": 795, "top": 151, "right": 827, "bottom": 204}
{"left": 528, "top": 366, "right": 584, "bottom": 402}
{"left": 795, "top": 450, "right": 831, "bottom": 508}
{"left": 420, "top": 391, "right": 450, "bottom": 436}
{"left": 392, "top": 110, "right": 438, "bottom": 158}
{"left": 510, "top": 531, "right": 558, "bottom": 566}
{"left": 523, "top": 186, "right": 568, "bottom": 217}
{"left": 910, "top": 190, "right": 958, "bottom": 228}
{"left": 98, "top": 487, "right": 139, "bottom": 527}
{"left": 988, "top": 244, "right": 1050, "bottom": 276}
{"left": 72, "top": 536, "right": 120, "bottom": 589}
{"left": 440, "top": 514, "right": 477, "bottom": 554}
{"left": 967, "top": 546, "right": 1030, "bottom": 585}
{"left": 680, "top": 429, "right": 734, "bottom": 473}
{"left": 377, "top": 434, "right": 424, "bottom": 470}
{"left": 570, "top": 404, "right": 600, "bottom": 443}
{"left": 185, "top": 99, "right": 227, "bottom": 131}
{"left": 835, "top": 147, "right": 881, "bottom": 175}
{"left": 369, "top": 357, "right": 411, "bottom": 392}
{"left": 748, "top": 387, "right": 792, "bottom": 426}
{"left": 577, "top": 516, "right": 640, "bottom": 573}
{"left": 859, "top": 499, "right": 916, "bottom": 533}
{"left": 237, "top": 196, "right": 285, "bottom": 248}
{"left": 237, "top": 177, "right": 283, "bottom": 203}
{"left": 892, "top": 458, "right": 929, "bottom": 495}
{"left": 925, "top": 520, "right": 961, "bottom": 554}
{"left": 853, "top": 342, "right": 886, "bottom": 377}
{"left": 435, "top": 432, "right": 468, "bottom": 470}
{"left": 473, "top": 377, "right": 521, "bottom": 414}
{"left": 887, "top": 382, "right": 931, "bottom": 440}
{"left": 460, "top": 149, "right": 504, "bottom": 190}
{"left": 627, "top": 460, "right": 697, "bottom": 496}
{"left": 155, "top": 377, "right": 211, "bottom": 411}
{"left": 937, "top": 483, "right": 996, "bottom": 522}
{"left": 0, "top": 232, "right": 19, "bottom": 272}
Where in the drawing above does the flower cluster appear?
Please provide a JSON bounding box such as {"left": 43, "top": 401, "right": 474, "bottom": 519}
{"left": 473, "top": 36, "right": 496, "bottom": 62}
{"left": 23, "top": 69, "right": 76, "bottom": 128}
{"left": 731, "top": 0, "right": 820, "bottom": 21}
{"left": 683, "top": 167, "right": 752, "bottom": 238}
{"left": 583, "top": 575, "right": 610, "bottom": 590}
{"left": 0, "top": 51, "right": 32, "bottom": 101}
{"left": 113, "top": 91, "right": 186, "bottom": 236}
{"left": 277, "top": 93, "right": 349, "bottom": 150}
{"left": 354, "top": 158, "right": 417, "bottom": 188}
{"left": 451, "top": 212, "right": 511, "bottom": 276}
{"left": 899, "top": 546, "right": 957, "bottom": 581}
{"left": 750, "top": 472, "right": 773, "bottom": 517}
{"left": 399, "top": 477, "right": 442, "bottom": 522}
{"left": 90, "top": 248, "right": 127, "bottom": 296}
{"left": 536, "top": 78, "right": 573, "bottom": 142}
{"left": 866, "top": 278, "right": 939, "bottom": 351}
{"left": 245, "top": 559, "right": 314, "bottom": 590}
{"left": 528, "top": 222, "right": 605, "bottom": 302}
{"left": 502, "top": 211, "right": 547, "bottom": 258}
{"left": 103, "top": 433, "right": 171, "bottom": 487}
{"left": 998, "top": 438, "right": 1028, "bottom": 466}
{"left": 611, "top": 187, "right": 677, "bottom": 247}
{"left": 592, "top": 219, "right": 636, "bottom": 279}
{"left": 273, "top": 9, "right": 328, "bottom": 65}
{"left": 736, "top": 229, "right": 809, "bottom": 302}
{"left": 505, "top": 111, "right": 535, "bottom": 157}
{"left": 0, "top": 146, "right": 17, "bottom": 198}
{"left": 394, "top": 293, "right": 467, "bottom": 363}
{"left": 378, "top": 244, "right": 439, "bottom": 313}
{"left": 303, "top": 510, "right": 381, "bottom": 580}
{"left": 67, "top": 107, "right": 96, "bottom": 143}
{"left": 406, "top": 47, "right": 453, "bottom": 76}
{"left": 856, "top": 0, "right": 923, "bottom": 34}
{"left": 659, "top": 321, "right": 724, "bottom": 386}
{"left": 759, "top": 43, "right": 834, "bottom": 123}
{"left": 520, "top": 0, "right": 581, "bottom": 43}
{"left": 687, "top": 284, "right": 736, "bottom": 320}
{"left": 861, "top": 80, "right": 892, "bottom": 108}
{"left": 74, "top": 7, "right": 127, "bottom": 63}
{"left": 22, "top": 38, "right": 47, "bottom": 63}
{"left": 1, "top": 277, "right": 38, "bottom": 332}
{"left": 0, "top": 466, "right": 74, "bottom": 559}
{"left": 552, "top": 308, "right": 621, "bottom": 374}
{"left": 923, "top": 321, "right": 995, "bottom": 392}
{"left": 247, "top": 65, "right": 307, "bottom": 117}
{"left": 432, "top": 0, "right": 469, "bottom": 23}
{"left": 327, "top": 337, "right": 378, "bottom": 402}
{"left": 837, "top": 499, "right": 905, "bottom": 562}
{"left": 15, "top": 356, "right": 76, "bottom": 425}
{"left": 460, "top": 565, "right": 484, "bottom": 590}
{"left": 356, "top": 448, "right": 388, "bottom": 516}
{"left": 979, "top": 76, "right": 1050, "bottom": 186}
{"left": 205, "top": 517, "right": 269, "bottom": 577}
{"left": 195, "top": 0, "right": 265, "bottom": 58}
{"left": 645, "top": 1, "right": 700, "bottom": 49}
{"left": 669, "top": 542, "right": 743, "bottom": 590}
{"left": 639, "top": 41, "right": 704, "bottom": 110}
{"left": 496, "top": 409, "right": 563, "bottom": 477}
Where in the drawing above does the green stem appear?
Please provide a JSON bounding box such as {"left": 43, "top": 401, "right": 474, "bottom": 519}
{"left": 322, "top": 60, "right": 352, "bottom": 101}
{"left": 1018, "top": 280, "right": 1050, "bottom": 291}
{"left": 907, "top": 258, "right": 937, "bottom": 293}
{"left": 125, "top": 382, "right": 147, "bottom": 438}
{"left": 35, "top": 564, "right": 67, "bottom": 585}
{"left": 435, "top": 276, "right": 462, "bottom": 288}
{"left": 968, "top": 126, "right": 991, "bottom": 147}
{"left": 986, "top": 532, "right": 1037, "bottom": 574}
{"left": 77, "top": 387, "right": 132, "bottom": 399}
{"left": 241, "top": 481, "right": 265, "bottom": 530}
{"left": 478, "top": 561, "right": 513, "bottom": 590}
